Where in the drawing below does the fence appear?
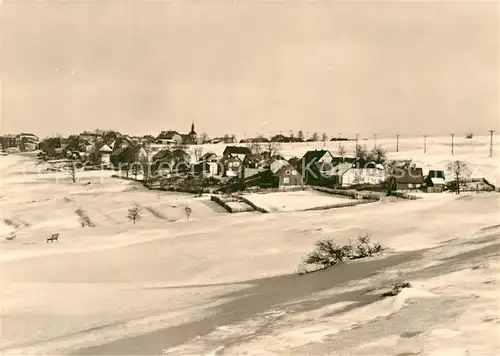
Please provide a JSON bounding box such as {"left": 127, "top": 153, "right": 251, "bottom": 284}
{"left": 243, "top": 185, "right": 308, "bottom": 194}
{"left": 233, "top": 194, "right": 270, "bottom": 213}
{"left": 311, "top": 186, "right": 381, "bottom": 201}
{"left": 303, "top": 199, "right": 375, "bottom": 211}
{"left": 390, "top": 191, "right": 421, "bottom": 200}
{"left": 210, "top": 195, "right": 233, "bottom": 213}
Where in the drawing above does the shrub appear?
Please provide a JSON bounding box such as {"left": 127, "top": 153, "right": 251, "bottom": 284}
{"left": 75, "top": 208, "right": 95, "bottom": 227}
{"left": 128, "top": 206, "right": 141, "bottom": 224}
{"left": 381, "top": 281, "right": 411, "bottom": 298}
{"left": 300, "top": 234, "right": 384, "bottom": 273}
{"left": 351, "top": 234, "right": 383, "bottom": 259}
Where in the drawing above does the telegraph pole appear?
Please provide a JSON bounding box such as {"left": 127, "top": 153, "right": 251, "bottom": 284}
{"left": 355, "top": 133, "right": 359, "bottom": 147}
{"left": 396, "top": 134, "right": 399, "bottom": 152}
{"left": 451, "top": 133, "right": 454, "bottom": 155}
{"left": 489, "top": 129, "right": 495, "bottom": 157}
{"left": 424, "top": 135, "right": 427, "bottom": 154}
{"left": 373, "top": 134, "right": 377, "bottom": 148}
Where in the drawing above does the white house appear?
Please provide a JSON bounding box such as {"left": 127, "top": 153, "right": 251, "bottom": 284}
{"left": 100, "top": 144, "right": 113, "bottom": 166}
{"left": 332, "top": 162, "right": 386, "bottom": 187}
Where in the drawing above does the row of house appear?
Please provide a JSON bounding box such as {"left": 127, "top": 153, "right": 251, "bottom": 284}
{"left": 0, "top": 133, "right": 39, "bottom": 152}
{"left": 184, "top": 147, "right": 446, "bottom": 193}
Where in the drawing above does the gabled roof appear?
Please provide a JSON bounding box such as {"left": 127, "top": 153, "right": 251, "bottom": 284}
{"left": 100, "top": 144, "right": 112, "bottom": 153}
{"left": 223, "top": 146, "right": 251, "bottom": 156}
{"left": 157, "top": 130, "right": 180, "bottom": 140}
{"left": 200, "top": 151, "right": 218, "bottom": 161}
{"left": 300, "top": 150, "right": 333, "bottom": 164}
{"left": 153, "top": 149, "right": 170, "bottom": 161}
{"left": 330, "top": 162, "right": 354, "bottom": 176}
{"left": 428, "top": 170, "right": 445, "bottom": 179}
{"left": 270, "top": 159, "right": 289, "bottom": 174}
{"left": 110, "top": 146, "right": 128, "bottom": 157}
{"left": 430, "top": 177, "right": 446, "bottom": 185}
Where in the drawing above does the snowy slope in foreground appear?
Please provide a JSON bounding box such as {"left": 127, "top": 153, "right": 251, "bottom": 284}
{"left": 0, "top": 150, "right": 499, "bottom": 355}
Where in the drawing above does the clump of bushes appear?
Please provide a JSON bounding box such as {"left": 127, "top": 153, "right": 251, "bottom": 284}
{"left": 75, "top": 208, "right": 95, "bottom": 228}
{"left": 298, "top": 234, "right": 383, "bottom": 274}
{"left": 380, "top": 281, "right": 411, "bottom": 298}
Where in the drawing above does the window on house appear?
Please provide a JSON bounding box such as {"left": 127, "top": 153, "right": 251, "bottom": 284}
{"left": 292, "top": 171, "right": 297, "bottom": 175}
{"left": 286, "top": 170, "right": 291, "bottom": 175}
{"left": 283, "top": 177, "right": 290, "bottom": 184}
{"left": 408, "top": 183, "right": 414, "bottom": 188}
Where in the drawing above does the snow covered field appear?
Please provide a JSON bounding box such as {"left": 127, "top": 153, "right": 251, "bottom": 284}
{"left": 243, "top": 190, "right": 352, "bottom": 212}
{"left": 0, "top": 135, "right": 499, "bottom": 356}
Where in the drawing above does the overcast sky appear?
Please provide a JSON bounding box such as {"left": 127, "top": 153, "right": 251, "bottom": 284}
{"left": 1, "top": 1, "right": 498, "bottom": 139}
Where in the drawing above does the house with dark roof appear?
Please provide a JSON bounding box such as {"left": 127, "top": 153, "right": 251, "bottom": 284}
{"left": 425, "top": 170, "right": 446, "bottom": 193}
{"left": 219, "top": 146, "right": 254, "bottom": 178}
{"left": 0, "top": 135, "right": 18, "bottom": 151}
{"left": 393, "top": 167, "right": 424, "bottom": 191}
{"left": 156, "top": 130, "right": 183, "bottom": 145}
{"left": 156, "top": 122, "right": 198, "bottom": 146}
{"left": 270, "top": 160, "right": 302, "bottom": 187}
{"left": 110, "top": 145, "right": 147, "bottom": 169}
{"left": 192, "top": 151, "right": 221, "bottom": 177}
{"left": 298, "top": 149, "right": 336, "bottom": 185}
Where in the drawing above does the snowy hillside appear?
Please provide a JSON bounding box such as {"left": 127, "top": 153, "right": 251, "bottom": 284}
{"left": 0, "top": 137, "right": 499, "bottom": 355}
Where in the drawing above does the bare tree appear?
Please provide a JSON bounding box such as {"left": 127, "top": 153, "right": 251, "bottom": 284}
{"left": 446, "top": 160, "right": 471, "bottom": 194}
{"left": 384, "top": 161, "right": 397, "bottom": 196}
{"left": 247, "top": 141, "right": 262, "bottom": 156}
{"left": 130, "top": 162, "right": 142, "bottom": 180}
{"left": 265, "top": 141, "right": 281, "bottom": 157}
{"left": 355, "top": 144, "right": 369, "bottom": 163}
{"left": 230, "top": 134, "right": 236, "bottom": 143}
{"left": 311, "top": 132, "right": 319, "bottom": 141}
{"left": 297, "top": 130, "right": 305, "bottom": 141}
{"left": 194, "top": 146, "right": 204, "bottom": 162}
{"left": 368, "top": 146, "right": 388, "bottom": 164}
{"left": 337, "top": 144, "right": 346, "bottom": 156}
{"left": 128, "top": 205, "right": 141, "bottom": 224}
{"left": 65, "top": 160, "right": 77, "bottom": 183}
{"left": 289, "top": 130, "right": 295, "bottom": 139}
{"left": 321, "top": 133, "right": 328, "bottom": 145}
{"left": 184, "top": 206, "right": 192, "bottom": 221}
{"left": 199, "top": 132, "right": 209, "bottom": 144}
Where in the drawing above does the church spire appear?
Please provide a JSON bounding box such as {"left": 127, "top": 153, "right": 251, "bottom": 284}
{"left": 190, "top": 121, "right": 195, "bottom": 134}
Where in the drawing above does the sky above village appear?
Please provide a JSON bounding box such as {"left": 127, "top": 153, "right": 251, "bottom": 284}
{"left": 1, "top": 1, "right": 498, "bottom": 139}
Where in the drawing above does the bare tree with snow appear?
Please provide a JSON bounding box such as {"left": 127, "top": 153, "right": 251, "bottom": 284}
{"left": 446, "top": 160, "right": 471, "bottom": 194}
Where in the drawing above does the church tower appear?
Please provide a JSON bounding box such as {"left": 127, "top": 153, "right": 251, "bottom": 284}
{"left": 189, "top": 121, "right": 197, "bottom": 143}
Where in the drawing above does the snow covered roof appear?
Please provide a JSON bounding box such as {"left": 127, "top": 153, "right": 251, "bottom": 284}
{"left": 270, "top": 159, "right": 289, "bottom": 174}
{"left": 100, "top": 144, "right": 112, "bottom": 153}
{"left": 430, "top": 177, "right": 445, "bottom": 185}
{"left": 330, "top": 162, "right": 353, "bottom": 176}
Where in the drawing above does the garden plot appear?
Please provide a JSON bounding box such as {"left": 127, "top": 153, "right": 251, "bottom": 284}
{"left": 243, "top": 190, "right": 352, "bottom": 212}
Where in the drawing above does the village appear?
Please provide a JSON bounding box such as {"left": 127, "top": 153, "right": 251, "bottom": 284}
{"left": 1, "top": 125, "right": 496, "bottom": 215}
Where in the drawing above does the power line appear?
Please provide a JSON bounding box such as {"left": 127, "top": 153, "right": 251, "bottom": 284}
{"left": 489, "top": 129, "right": 495, "bottom": 157}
